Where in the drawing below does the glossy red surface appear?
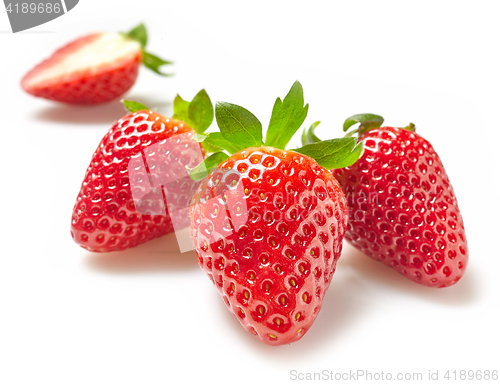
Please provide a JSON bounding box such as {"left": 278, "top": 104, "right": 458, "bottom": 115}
{"left": 333, "top": 127, "right": 468, "bottom": 287}
{"left": 71, "top": 110, "right": 202, "bottom": 252}
{"left": 190, "top": 147, "right": 348, "bottom": 345}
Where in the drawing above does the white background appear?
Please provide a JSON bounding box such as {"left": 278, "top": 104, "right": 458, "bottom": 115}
{"left": 1, "top": 1, "right": 499, "bottom": 383}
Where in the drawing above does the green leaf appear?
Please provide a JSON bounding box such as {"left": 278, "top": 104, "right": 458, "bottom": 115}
{"left": 188, "top": 89, "right": 214, "bottom": 133}
{"left": 126, "top": 24, "right": 173, "bottom": 77}
{"left": 127, "top": 23, "right": 147, "bottom": 48}
{"left": 203, "top": 132, "right": 240, "bottom": 153}
{"left": 122, "top": 100, "right": 149, "bottom": 113}
{"left": 301, "top": 121, "right": 322, "bottom": 146}
{"left": 202, "top": 141, "right": 223, "bottom": 154}
{"left": 402, "top": 122, "right": 416, "bottom": 132}
{"left": 295, "top": 138, "right": 364, "bottom": 169}
{"left": 142, "top": 52, "right": 173, "bottom": 76}
{"left": 173, "top": 90, "right": 214, "bottom": 134}
{"left": 193, "top": 133, "right": 207, "bottom": 142}
{"left": 193, "top": 133, "right": 223, "bottom": 153}
{"left": 172, "top": 94, "right": 190, "bottom": 122}
{"left": 265, "top": 81, "right": 309, "bottom": 149}
{"left": 215, "top": 102, "right": 262, "bottom": 152}
{"left": 343, "top": 113, "right": 384, "bottom": 134}
{"left": 190, "top": 152, "right": 230, "bottom": 181}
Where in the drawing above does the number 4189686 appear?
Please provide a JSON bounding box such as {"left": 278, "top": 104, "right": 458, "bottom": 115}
{"left": 5, "top": 3, "right": 62, "bottom": 13}
{"left": 444, "top": 370, "right": 498, "bottom": 380}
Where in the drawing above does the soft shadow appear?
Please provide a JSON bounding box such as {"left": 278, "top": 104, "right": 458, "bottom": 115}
{"left": 292, "top": 272, "right": 367, "bottom": 349}
{"left": 86, "top": 233, "right": 198, "bottom": 274}
{"left": 209, "top": 267, "right": 368, "bottom": 359}
{"left": 340, "top": 244, "right": 478, "bottom": 306}
{"left": 32, "top": 96, "right": 172, "bottom": 125}
{"left": 207, "top": 242, "right": 477, "bottom": 359}
{"left": 34, "top": 100, "right": 126, "bottom": 124}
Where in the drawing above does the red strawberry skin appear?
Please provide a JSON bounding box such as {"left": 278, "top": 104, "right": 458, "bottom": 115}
{"left": 21, "top": 33, "right": 142, "bottom": 104}
{"left": 332, "top": 127, "right": 468, "bottom": 287}
{"left": 190, "top": 147, "right": 348, "bottom": 345}
{"left": 71, "top": 110, "right": 203, "bottom": 252}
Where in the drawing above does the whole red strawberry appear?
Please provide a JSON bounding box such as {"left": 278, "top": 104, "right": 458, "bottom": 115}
{"left": 329, "top": 114, "right": 468, "bottom": 288}
{"left": 22, "top": 24, "right": 171, "bottom": 104}
{"left": 71, "top": 91, "right": 214, "bottom": 252}
{"left": 190, "top": 82, "right": 362, "bottom": 345}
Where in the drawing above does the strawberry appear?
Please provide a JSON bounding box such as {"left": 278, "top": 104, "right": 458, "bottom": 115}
{"left": 71, "top": 90, "right": 214, "bottom": 252}
{"left": 189, "top": 82, "right": 362, "bottom": 345}
{"left": 22, "top": 24, "right": 171, "bottom": 104}
{"left": 325, "top": 114, "right": 469, "bottom": 287}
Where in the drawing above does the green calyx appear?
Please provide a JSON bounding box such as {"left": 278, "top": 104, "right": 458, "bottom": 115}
{"left": 343, "top": 113, "right": 385, "bottom": 136}
{"left": 122, "top": 100, "right": 149, "bottom": 113}
{"left": 402, "top": 122, "right": 416, "bottom": 132}
{"left": 265, "top": 81, "right": 309, "bottom": 149}
{"left": 190, "top": 81, "right": 363, "bottom": 179}
{"left": 124, "top": 23, "right": 173, "bottom": 76}
{"left": 301, "top": 121, "right": 321, "bottom": 145}
{"left": 122, "top": 89, "right": 214, "bottom": 136}
{"left": 342, "top": 113, "right": 416, "bottom": 136}
{"left": 173, "top": 89, "right": 214, "bottom": 134}
{"left": 299, "top": 119, "right": 363, "bottom": 168}
{"left": 296, "top": 138, "right": 363, "bottom": 170}
{"left": 190, "top": 152, "right": 230, "bottom": 181}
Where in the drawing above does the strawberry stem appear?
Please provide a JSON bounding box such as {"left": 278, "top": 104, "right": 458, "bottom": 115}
{"left": 402, "top": 122, "right": 416, "bottom": 132}
{"left": 124, "top": 23, "right": 173, "bottom": 76}
{"left": 126, "top": 23, "right": 147, "bottom": 48}
{"left": 343, "top": 113, "right": 384, "bottom": 136}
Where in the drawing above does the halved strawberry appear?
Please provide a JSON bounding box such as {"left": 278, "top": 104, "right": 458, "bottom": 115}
{"left": 22, "top": 24, "right": 171, "bottom": 104}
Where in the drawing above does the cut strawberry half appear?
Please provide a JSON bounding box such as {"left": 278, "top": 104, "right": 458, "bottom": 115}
{"left": 21, "top": 24, "right": 171, "bottom": 104}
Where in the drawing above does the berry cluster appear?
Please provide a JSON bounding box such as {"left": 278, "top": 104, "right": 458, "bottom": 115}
{"left": 22, "top": 27, "right": 469, "bottom": 346}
